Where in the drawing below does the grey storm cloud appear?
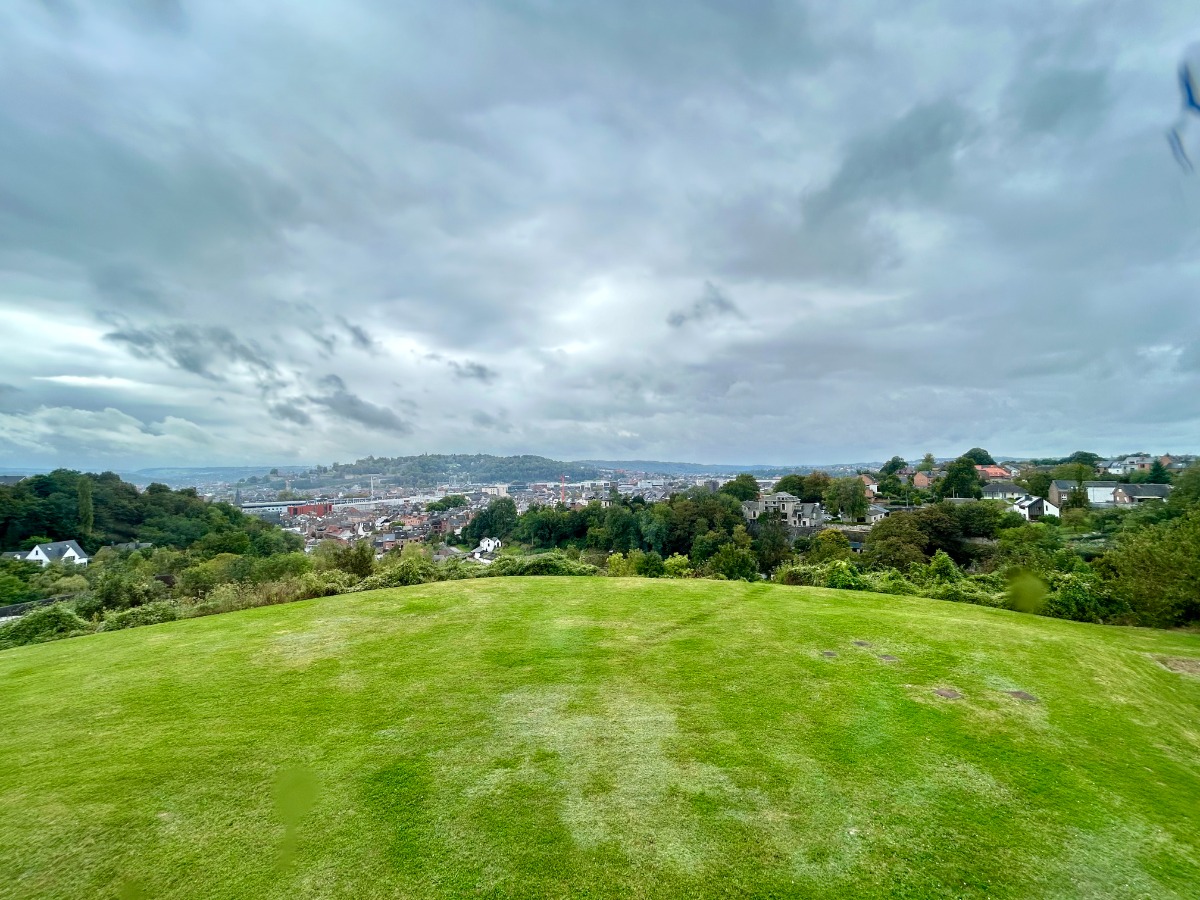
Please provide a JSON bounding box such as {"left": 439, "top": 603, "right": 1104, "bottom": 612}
{"left": 309, "top": 375, "right": 413, "bottom": 435}
{"left": 667, "top": 282, "right": 744, "bottom": 328}
{"left": 104, "top": 325, "right": 277, "bottom": 382}
{"left": 1, "top": 0, "right": 1199, "bottom": 468}
{"left": 450, "top": 361, "right": 499, "bottom": 383}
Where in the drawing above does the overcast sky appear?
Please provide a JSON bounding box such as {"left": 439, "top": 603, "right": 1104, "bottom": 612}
{"left": 2, "top": 1, "right": 1199, "bottom": 470}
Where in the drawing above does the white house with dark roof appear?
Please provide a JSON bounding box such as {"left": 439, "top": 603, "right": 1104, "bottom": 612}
{"left": 23, "top": 540, "right": 90, "bottom": 567}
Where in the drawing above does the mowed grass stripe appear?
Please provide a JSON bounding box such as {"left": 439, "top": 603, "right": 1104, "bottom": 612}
{"left": 1, "top": 578, "right": 1198, "bottom": 899}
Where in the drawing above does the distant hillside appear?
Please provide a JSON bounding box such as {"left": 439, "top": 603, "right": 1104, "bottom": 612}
{"left": 323, "top": 454, "right": 603, "bottom": 486}
{"left": 578, "top": 459, "right": 830, "bottom": 475}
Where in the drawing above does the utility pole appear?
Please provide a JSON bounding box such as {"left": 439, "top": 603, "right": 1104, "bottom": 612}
{"left": 560, "top": 474, "right": 566, "bottom": 506}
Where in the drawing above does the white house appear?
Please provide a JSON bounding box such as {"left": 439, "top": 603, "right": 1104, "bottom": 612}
{"left": 1010, "top": 496, "right": 1060, "bottom": 521}
{"left": 24, "top": 540, "right": 90, "bottom": 567}
{"left": 741, "top": 493, "right": 823, "bottom": 529}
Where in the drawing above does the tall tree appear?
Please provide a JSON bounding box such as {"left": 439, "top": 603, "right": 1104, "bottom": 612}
{"left": 824, "top": 477, "right": 869, "bottom": 519}
{"left": 962, "top": 447, "right": 996, "bottom": 466}
{"left": 880, "top": 456, "right": 908, "bottom": 477}
{"left": 750, "top": 511, "right": 792, "bottom": 574}
{"left": 935, "top": 457, "right": 983, "bottom": 500}
{"left": 1146, "top": 459, "right": 1172, "bottom": 484}
{"left": 76, "top": 477, "right": 94, "bottom": 537}
{"left": 918, "top": 453, "right": 936, "bottom": 473}
{"left": 719, "top": 474, "right": 760, "bottom": 502}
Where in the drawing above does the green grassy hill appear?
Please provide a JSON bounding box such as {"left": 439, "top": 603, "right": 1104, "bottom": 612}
{"left": 2, "top": 579, "right": 1199, "bottom": 899}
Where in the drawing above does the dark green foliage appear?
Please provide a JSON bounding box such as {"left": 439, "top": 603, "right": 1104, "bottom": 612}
{"left": 750, "top": 512, "right": 792, "bottom": 574}
{"left": 824, "top": 478, "right": 868, "bottom": 520}
{"left": 0, "top": 603, "right": 92, "bottom": 649}
{"left": 807, "top": 530, "right": 852, "bottom": 563}
{"left": 1018, "top": 471, "right": 1053, "bottom": 499}
{"left": 462, "top": 497, "right": 519, "bottom": 544}
{"left": 1099, "top": 507, "right": 1200, "bottom": 627}
{"left": 962, "top": 448, "right": 996, "bottom": 466}
{"left": 719, "top": 474, "right": 760, "bottom": 502}
{"left": 706, "top": 544, "right": 759, "bottom": 581}
{"left": 935, "top": 457, "right": 982, "bottom": 500}
{"left": 328, "top": 542, "right": 376, "bottom": 579}
{"left": 879, "top": 456, "right": 908, "bottom": 477}
{"left": 484, "top": 553, "right": 596, "bottom": 577}
{"left": 1067, "top": 451, "right": 1101, "bottom": 467}
{"left": 1145, "top": 459, "right": 1171, "bottom": 484}
{"left": 1043, "top": 574, "right": 1128, "bottom": 624}
{"left": 772, "top": 472, "right": 831, "bottom": 502}
{"left": 634, "top": 551, "right": 665, "bottom": 578}
{"left": 426, "top": 495, "right": 468, "bottom": 512}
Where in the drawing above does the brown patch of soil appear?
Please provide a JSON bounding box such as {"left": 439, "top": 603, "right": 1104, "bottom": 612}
{"left": 1005, "top": 690, "right": 1038, "bottom": 702}
{"left": 934, "top": 688, "right": 962, "bottom": 700}
{"left": 1156, "top": 657, "right": 1200, "bottom": 676}
{"left": 852, "top": 640, "right": 871, "bottom": 648}
{"left": 821, "top": 651, "right": 837, "bottom": 658}
{"left": 878, "top": 654, "right": 899, "bottom": 662}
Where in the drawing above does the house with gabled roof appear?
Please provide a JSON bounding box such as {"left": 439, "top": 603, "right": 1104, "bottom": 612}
{"left": 24, "top": 540, "right": 90, "bottom": 567}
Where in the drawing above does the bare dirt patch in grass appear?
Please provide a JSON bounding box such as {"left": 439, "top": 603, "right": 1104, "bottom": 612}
{"left": 934, "top": 688, "right": 962, "bottom": 699}
{"left": 852, "top": 640, "right": 871, "bottom": 648}
{"left": 878, "top": 655, "right": 899, "bottom": 662}
{"left": 1005, "top": 690, "right": 1038, "bottom": 702}
{"left": 821, "top": 651, "right": 837, "bottom": 658}
{"left": 1155, "top": 656, "right": 1200, "bottom": 676}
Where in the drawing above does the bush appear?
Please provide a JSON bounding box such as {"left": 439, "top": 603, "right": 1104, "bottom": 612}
{"left": 353, "top": 556, "right": 440, "bottom": 590}
{"left": 663, "top": 554, "right": 693, "bottom": 578}
{"left": 483, "top": 553, "right": 597, "bottom": 578}
{"left": 774, "top": 564, "right": 821, "bottom": 586}
{"left": 101, "top": 601, "right": 180, "bottom": 632}
{"left": 706, "top": 545, "right": 759, "bottom": 581}
{"left": 934, "top": 580, "right": 1004, "bottom": 608}
{"left": 822, "top": 560, "right": 865, "bottom": 591}
{"left": 0, "top": 604, "right": 93, "bottom": 649}
{"left": 1044, "top": 573, "right": 1130, "bottom": 624}
{"left": 635, "top": 551, "right": 666, "bottom": 578}
{"left": 862, "top": 569, "right": 921, "bottom": 596}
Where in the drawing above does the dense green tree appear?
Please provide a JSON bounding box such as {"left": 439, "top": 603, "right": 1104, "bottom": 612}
{"left": 706, "top": 544, "right": 759, "bottom": 581}
{"left": 935, "top": 457, "right": 982, "bottom": 500}
{"left": 1018, "top": 471, "right": 1053, "bottom": 499}
{"left": 807, "top": 529, "right": 852, "bottom": 563}
{"left": 862, "top": 515, "right": 927, "bottom": 570}
{"left": 879, "top": 456, "right": 908, "bottom": 477}
{"left": 750, "top": 512, "right": 792, "bottom": 574}
{"left": 1168, "top": 462, "right": 1200, "bottom": 511}
{"left": 1145, "top": 459, "right": 1171, "bottom": 484}
{"left": 719, "top": 474, "right": 760, "bottom": 502}
{"left": 824, "top": 478, "right": 869, "bottom": 520}
{"left": 918, "top": 453, "right": 937, "bottom": 473}
{"left": 1100, "top": 508, "right": 1200, "bottom": 626}
{"left": 426, "top": 494, "right": 468, "bottom": 512}
{"left": 963, "top": 448, "right": 996, "bottom": 466}
{"left": 1067, "top": 451, "right": 1101, "bottom": 467}
{"left": 76, "top": 478, "right": 94, "bottom": 537}
{"left": 462, "top": 497, "right": 519, "bottom": 544}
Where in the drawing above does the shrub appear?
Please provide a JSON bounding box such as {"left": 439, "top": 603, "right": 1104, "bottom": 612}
{"left": 101, "top": 601, "right": 180, "bottom": 632}
{"left": 483, "top": 553, "right": 597, "bottom": 578}
{"left": 0, "top": 604, "right": 93, "bottom": 649}
{"left": 774, "top": 564, "right": 821, "bottom": 586}
{"left": 352, "top": 556, "right": 440, "bottom": 590}
{"left": 706, "top": 545, "right": 759, "bottom": 581}
{"left": 822, "top": 560, "right": 865, "bottom": 591}
{"left": 1044, "top": 573, "right": 1130, "bottom": 624}
{"left": 862, "top": 569, "right": 921, "bottom": 596}
{"left": 934, "top": 580, "right": 1005, "bottom": 608}
{"left": 663, "top": 554, "right": 693, "bottom": 578}
{"left": 635, "top": 551, "right": 666, "bottom": 578}
{"left": 606, "top": 552, "right": 635, "bottom": 577}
